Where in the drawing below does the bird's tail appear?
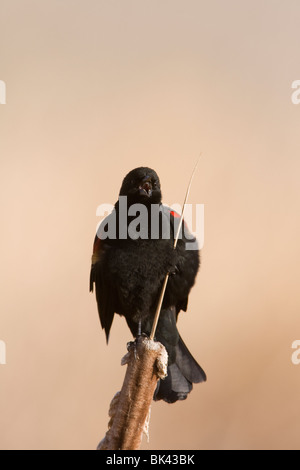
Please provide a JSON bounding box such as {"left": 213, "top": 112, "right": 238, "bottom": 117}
{"left": 151, "top": 307, "right": 206, "bottom": 403}
{"left": 125, "top": 307, "right": 206, "bottom": 403}
{"left": 154, "top": 333, "right": 206, "bottom": 403}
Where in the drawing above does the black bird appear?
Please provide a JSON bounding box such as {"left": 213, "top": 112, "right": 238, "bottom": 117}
{"left": 90, "top": 167, "right": 206, "bottom": 403}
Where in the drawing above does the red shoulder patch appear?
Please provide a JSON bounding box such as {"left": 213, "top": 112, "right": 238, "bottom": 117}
{"left": 92, "top": 237, "right": 102, "bottom": 265}
{"left": 169, "top": 208, "right": 189, "bottom": 231}
{"left": 170, "top": 210, "right": 181, "bottom": 219}
{"left": 93, "top": 236, "right": 102, "bottom": 254}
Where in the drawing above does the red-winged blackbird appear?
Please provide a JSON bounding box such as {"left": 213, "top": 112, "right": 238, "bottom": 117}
{"left": 90, "top": 167, "right": 206, "bottom": 403}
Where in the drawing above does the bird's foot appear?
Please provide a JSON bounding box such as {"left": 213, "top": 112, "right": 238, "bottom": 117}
{"left": 126, "top": 338, "right": 140, "bottom": 360}
{"left": 127, "top": 333, "right": 148, "bottom": 360}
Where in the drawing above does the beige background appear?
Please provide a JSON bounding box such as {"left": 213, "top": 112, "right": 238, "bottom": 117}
{"left": 0, "top": 0, "right": 300, "bottom": 450}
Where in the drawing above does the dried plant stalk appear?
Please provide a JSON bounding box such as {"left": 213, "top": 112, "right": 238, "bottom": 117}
{"left": 150, "top": 157, "right": 200, "bottom": 340}
{"left": 98, "top": 336, "right": 168, "bottom": 450}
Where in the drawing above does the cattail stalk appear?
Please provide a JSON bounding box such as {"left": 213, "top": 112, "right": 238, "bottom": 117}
{"left": 98, "top": 335, "right": 168, "bottom": 450}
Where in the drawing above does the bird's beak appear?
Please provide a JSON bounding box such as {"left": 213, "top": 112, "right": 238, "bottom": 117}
{"left": 139, "top": 176, "right": 153, "bottom": 198}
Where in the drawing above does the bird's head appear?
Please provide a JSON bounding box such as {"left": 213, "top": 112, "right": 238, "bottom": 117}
{"left": 119, "top": 167, "right": 162, "bottom": 205}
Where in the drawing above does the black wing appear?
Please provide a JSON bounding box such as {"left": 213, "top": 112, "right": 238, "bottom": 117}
{"left": 90, "top": 217, "right": 116, "bottom": 342}
{"left": 161, "top": 205, "right": 200, "bottom": 315}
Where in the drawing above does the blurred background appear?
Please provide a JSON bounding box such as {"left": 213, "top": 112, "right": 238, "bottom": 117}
{"left": 0, "top": 0, "right": 300, "bottom": 450}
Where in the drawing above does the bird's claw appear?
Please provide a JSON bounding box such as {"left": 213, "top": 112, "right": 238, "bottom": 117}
{"left": 127, "top": 333, "right": 148, "bottom": 360}
{"left": 126, "top": 338, "right": 139, "bottom": 360}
